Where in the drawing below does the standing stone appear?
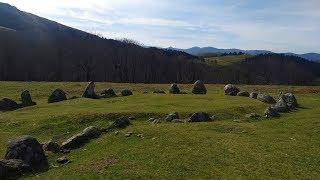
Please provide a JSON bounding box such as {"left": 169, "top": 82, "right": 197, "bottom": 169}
{"left": 249, "top": 92, "right": 258, "bottom": 99}
{"left": 5, "top": 135, "right": 48, "bottom": 170}
{"left": 82, "top": 81, "right": 99, "bottom": 99}
{"left": 280, "top": 92, "right": 298, "bottom": 109}
{"left": 264, "top": 107, "right": 280, "bottom": 118}
{"left": 21, "top": 90, "right": 36, "bottom": 107}
{"left": 121, "top": 89, "right": 133, "bottom": 96}
{"left": 169, "top": 84, "right": 180, "bottom": 94}
{"left": 0, "top": 98, "right": 19, "bottom": 111}
{"left": 48, "top": 89, "right": 67, "bottom": 103}
{"left": 188, "top": 112, "right": 211, "bottom": 122}
{"left": 192, "top": 80, "right": 207, "bottom": 94}
{"left": 224, "top": 84, "right": 240, "bottom": 96}
{"left": 257, "top": 93, "right": 276, "bottom": 104}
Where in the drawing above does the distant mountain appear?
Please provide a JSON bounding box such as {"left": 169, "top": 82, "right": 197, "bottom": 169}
{"left": 170, "top": 47, "right": 320, "bottom": 62}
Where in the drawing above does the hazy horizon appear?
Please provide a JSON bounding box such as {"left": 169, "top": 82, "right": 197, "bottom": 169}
{"left": 2, "top": 0, "right": 320, "bottom": 54}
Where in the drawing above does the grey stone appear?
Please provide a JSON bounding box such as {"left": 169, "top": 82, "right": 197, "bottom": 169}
{"left": 153, "top": 90, "right": 166, "bottom": 94}
{"left": 57, "top": 156, "right": 69, "bottom": 164}
{"left": 82, "top": 81, "right": 99, "bottom": 99}
{"left": 101, "top": 88, "right": 116, "bottom": 97}
{"left": 82, "top": 126, "right": 101, "bottom": 138}
{"left": 5, "top": 135, "right": 48, "bottom": 170}
{"left": 192, "top": 80, "right": 207, "bottom": 94}
{"left": 0, "top": 159, "right": 31, "bottom": 179}
{"left": 42, "top": 140, "right": 60, "bottom": 153}
{"left": 121, "top": 89, "right": 133, "bottom": 96}
{"left": 21, "top": 90, "right": 36, "bottom": 107}
{"left": 60, "top": 133, "right": 88, "bottom": 150}
{"left": 0, "top": 98, "right": 19, "bottom": 111}
{"left": 280, "top": 92, "right": 298, "bottom": 109}
{"left": 169, "top": 84, "right": 180, "bottom": 94}
{"left": 257, "top": 93, "right": 276, "bottom": 104}
{"left": 48, "top": 89, "right": 67, "bottom": 103}
{"left": 245, "top": 113, "right": 260, "bottom": 119}
{"left": 224, "top": 84, "right": 240, "bottom": 96}
{"left": 264, "top": 107, "right": 280, "bottom": 118}
{"left": 188, "top": 112, "right": 211, "bottom": 122}
{"left": 109, "top": 117, "right": 131, "bottom": 129}
{"left": 165, "top": 112, "right": 180, "bottom": 122}
{"left": 237, "top": 91, "right": 250, "bottom": 97}
{"left": 249, "top": 92, "right": 258, "bottom": 99}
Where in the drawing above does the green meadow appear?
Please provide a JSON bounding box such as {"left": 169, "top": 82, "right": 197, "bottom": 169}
{"left": 0, "top": 82, "right": 319, "bottom": 179}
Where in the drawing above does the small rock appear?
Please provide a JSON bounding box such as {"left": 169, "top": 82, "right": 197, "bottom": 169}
{"left": 151, "top": 119, "right": 161, "bottom": 124}
{"left": 245, "top": 113, "right": 260, "bottom": 119}
{"left": 42, "top": 140, "right": 60, "bottom": 153}
{"left": 224, "top": 84, "right": 240, "bottom": 96}
{"left": 137, "top": 134, "right": 144, "bottom": 138}
{"left": 121, "top": 89, "right": 133, "bottom": 96}
{"left": 264, "top": 107, "right": 280, "bottom": 118}
{"left": 237, "top": 91, "right": 250, "bottom": 97}
{"left": 101, "top": 88, "right": 116, "bottom": 98}
{"left": 249, "top": 92, "right": 258, "bottom": 99}
{"left": 257, "top": 93, "right": 276, "bottom": 104}
{"left": 48, "top": 89, "right": 67, "bottom": 103}
{"left": 148, "top": 118, "right": 156, "bottom": 122}
{"left": 57, "top": 156, "right": 69, "bottom": 164}
{"left": 188, "top": 112, "right": 211, "bottom": 122}
{"left": 165, "top": 112, "right": 180, "bottom": 122}
{"left": 153, "top": 90, "right": 166, "bottom": 94}
{"left": 114, "top": 131, "right": 120, "bottom": 136}
{"left": 109, "top": 117, "right": 131, "bottom": 129}
{"left": 125, "top": 132, "right": 133, "bottom": 137}
{"left": 169, "top": 83, "right": 180, "bottom": 94}
{"left": 210, "top": 115, "right": 216, "bottom": 120}
{"left": 192, "top": 80, "right": 207, "bottom": 94}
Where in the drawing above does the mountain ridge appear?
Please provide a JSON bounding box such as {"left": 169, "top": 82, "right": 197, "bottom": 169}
{"left": 169, "top": 47, "right": 320, "bottom": 62}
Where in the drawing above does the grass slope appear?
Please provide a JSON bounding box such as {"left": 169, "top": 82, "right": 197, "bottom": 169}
{"left": 0, "top": 82, "right": 319, "bottom": 179}
{"left": 204, "top": 54, "right": 253, "bottom": 66}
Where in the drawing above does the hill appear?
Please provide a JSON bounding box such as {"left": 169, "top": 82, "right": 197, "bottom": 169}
{"left": 171, "top": 47, "right": 320, "bottom": 62}
{"left": 0, "top": 3, "right": 319, "bottom": 85}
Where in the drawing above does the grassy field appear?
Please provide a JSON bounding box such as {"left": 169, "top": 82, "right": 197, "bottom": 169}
{"left": 0, "top": 82, "right": 320, "bottom": 179}
{"left": 204, "top": 54, "right": 253, "bottom": 66}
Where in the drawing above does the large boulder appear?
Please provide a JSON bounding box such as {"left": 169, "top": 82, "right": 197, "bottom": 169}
{"left": 188, "top": 112, "right": 211, "bottom": 122}
{"left": 0, "top": 98, "right": 19, "bottom": 111}
{"left": 169, "top": 84, "right": 180, "bottom": 94}
{"left": 272, "top": 98, "right": 290, "bottom": 113}
{"left": 165, "top": 112, "right": 180, "bottom": 122}
{"left": 121, "top": 89, "right": 133, "bottom": 96}
{"left": 101, "top": 88, "right": 116, "bottom": 98}
{"left": 224, "top": 84, "right": 240, "bottom": 96}
{"left": 48, "top": 89, "right": 67, "bottom": 103}
{"left": 82, "top": 81, "right": 99, "bottom": 99}
{"left": 192, "top": 80, "right": 207, "bottom": 94}
{"left": 108, "top": 117, "right": 131, "bottom": 129}
{"left": 264, "top": 107, "right": 280, "bottom": 118}
{"left": 237, "top": 91, "right": 250, "bottom": 97}
{"left": 21, "top": 90, "right": 36, "bottom": 107}
{"left": 5, "top": 135, "right": 48, "bottom": 170}
{"left": 280, "top": 92, "right": 298, "bottom": 109}
{"left": 0, "top": 159, "right": 31, "bottom": 179}
{"left": 249, "top": 92, "right": 258, "bottom": 99}
{"left": 257, "top": 93, "right": 276, "bottom": 104}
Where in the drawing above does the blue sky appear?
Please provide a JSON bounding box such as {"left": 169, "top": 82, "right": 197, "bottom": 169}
{"left": 3, "top": 0, "right": 320, "bottom": 53}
